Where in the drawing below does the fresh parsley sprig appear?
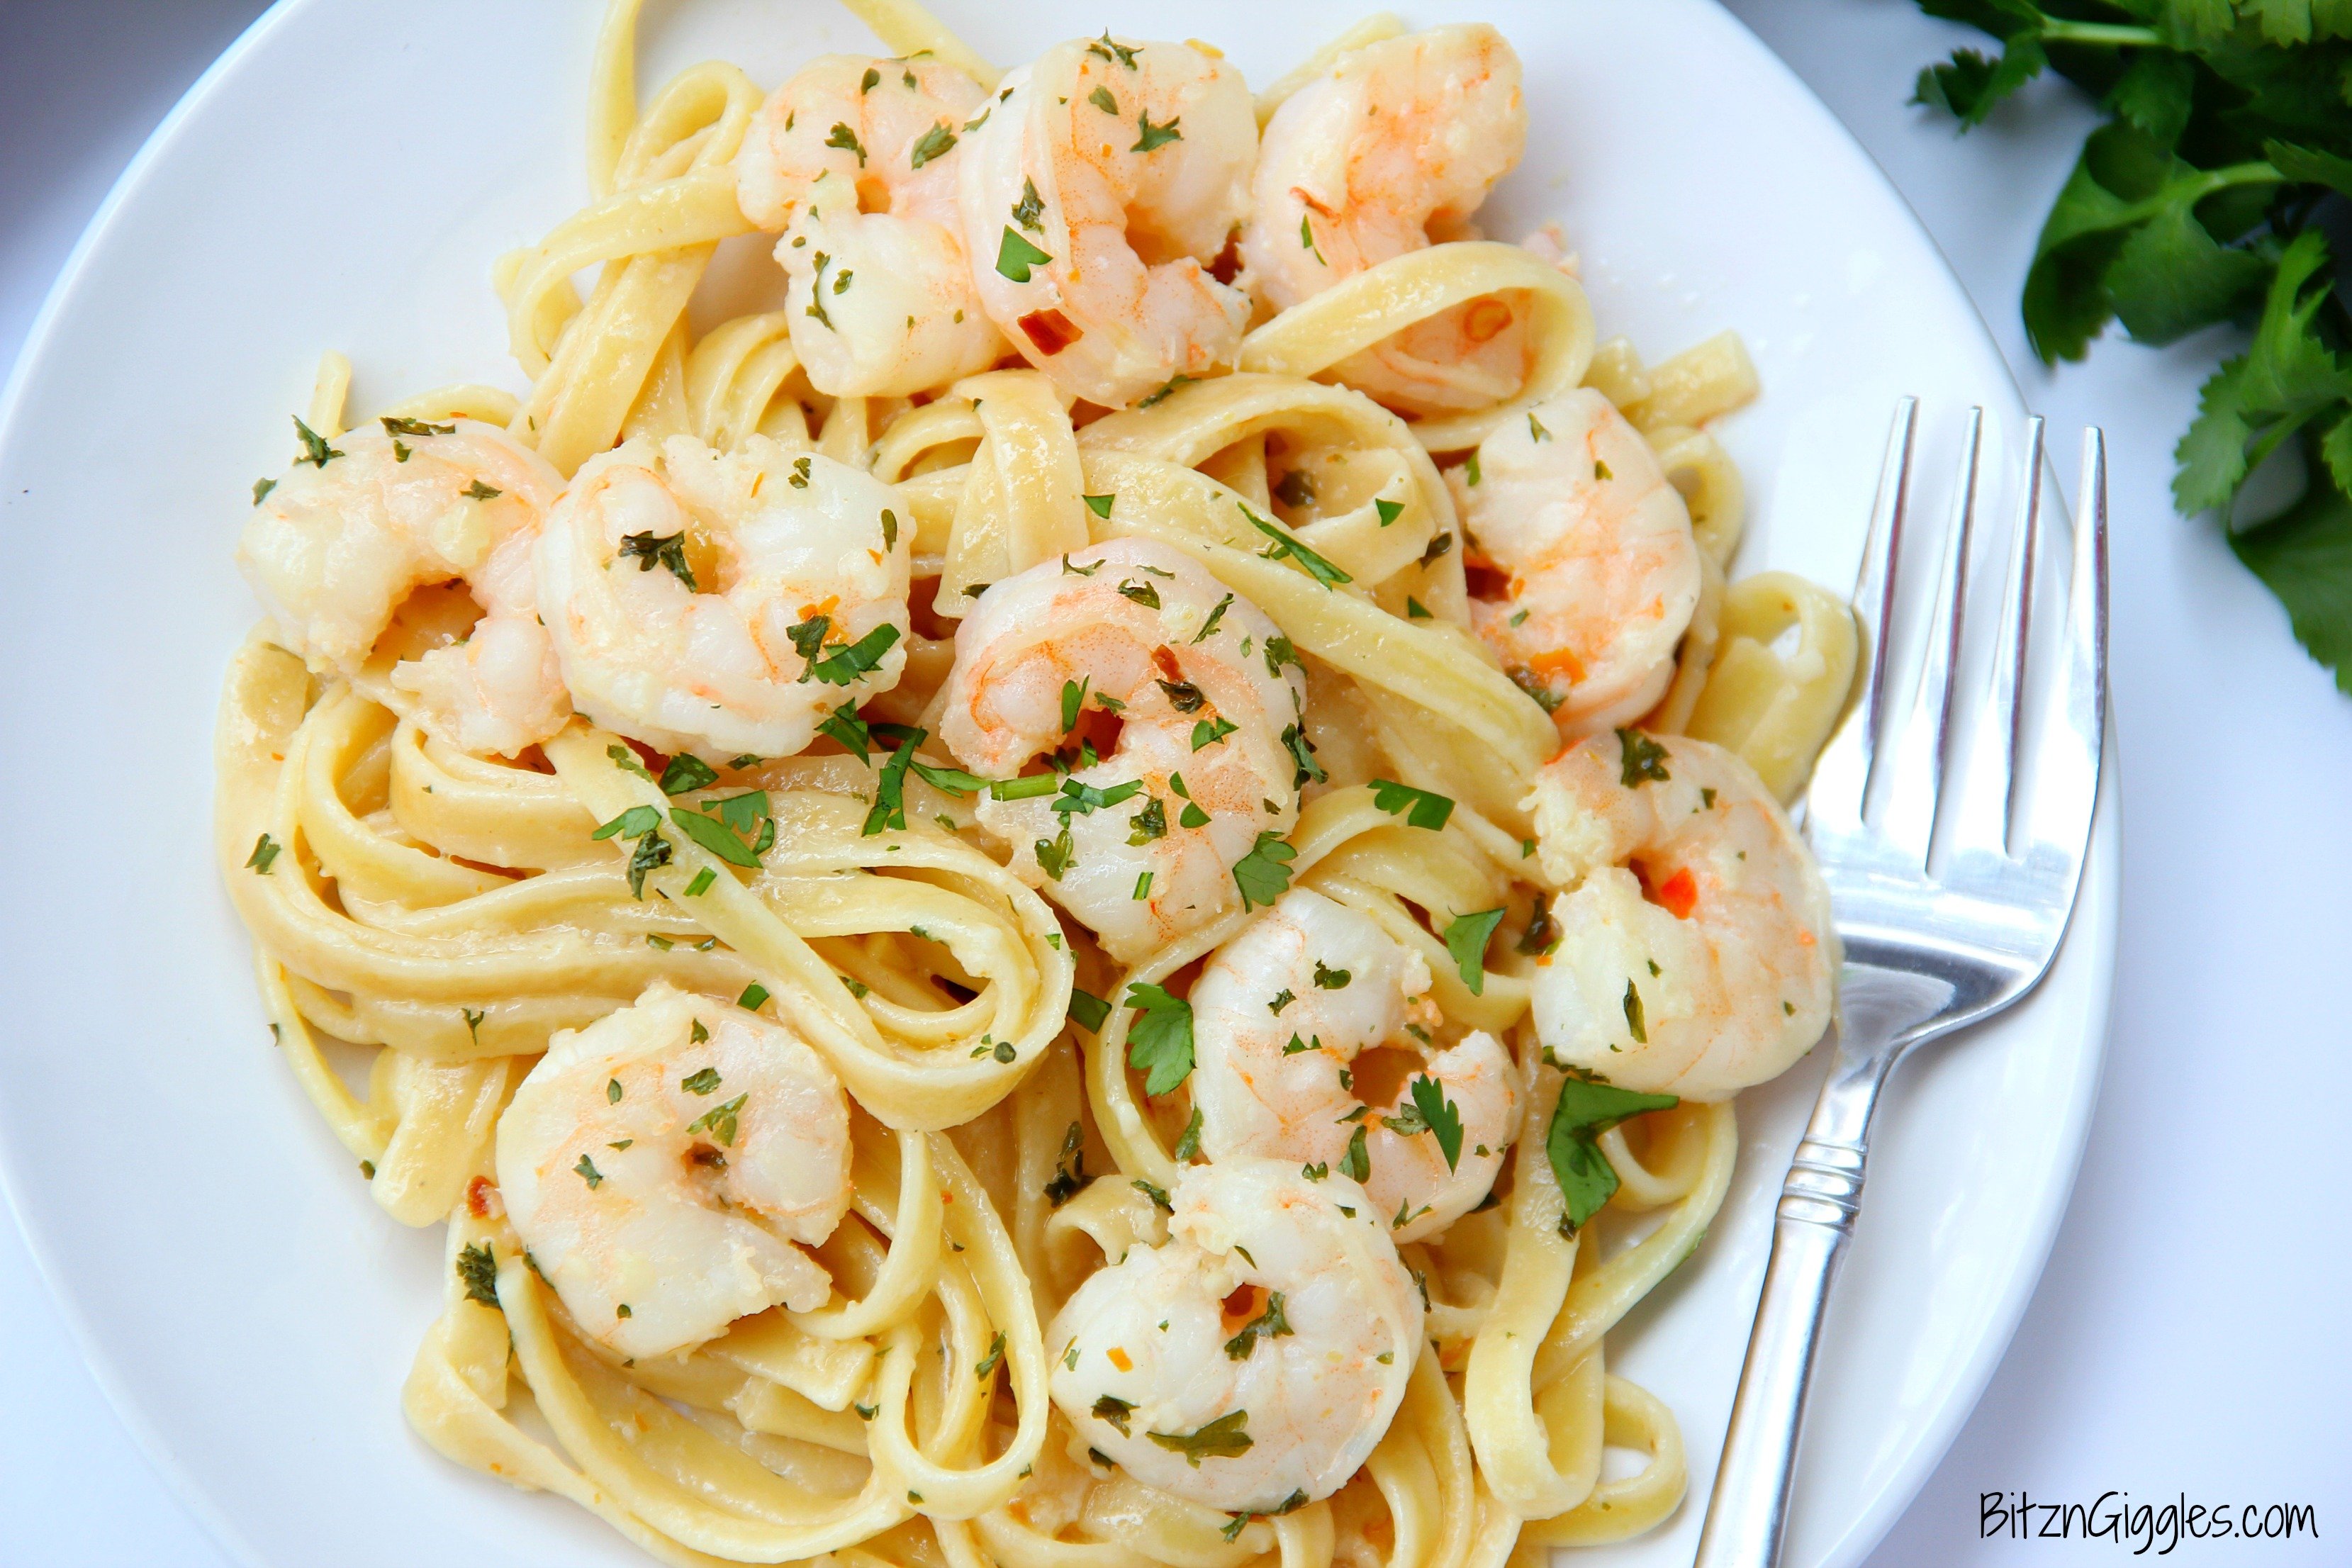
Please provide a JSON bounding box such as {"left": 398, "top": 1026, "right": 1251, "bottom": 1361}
{"left": 1912, "top": 0, "right": 2352, "bottom": 688}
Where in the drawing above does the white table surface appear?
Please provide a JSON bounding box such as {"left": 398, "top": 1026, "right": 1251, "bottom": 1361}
{"left": 4, "top": 2, "right": 2346, "bottom": 1564}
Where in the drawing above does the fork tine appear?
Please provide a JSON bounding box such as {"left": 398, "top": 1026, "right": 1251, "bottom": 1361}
{"left": 2024, "top": 427, "right": 2109, "bottom": 875}
{"left": 1878, "top": 407, "right": 1981, "bottom": 868}
{"left": 1951, "top": 417, "right": 2043, "bottom": 859}
{"left": 1805, "top": 398, "right": 1916, "bottom": 838}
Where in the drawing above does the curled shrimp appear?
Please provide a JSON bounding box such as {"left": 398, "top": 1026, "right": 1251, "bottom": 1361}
{"left": 1241, "top": 26, "right": 1528, "bottom": 415}
{"left": 736, "top": 54, "right": 1007, "bottom": 396}
{"left": 1189, "top": 888, "right": 1516, "bottom": 1243}
{"left": 534, "top": 432, "right": 912, "bottom": 759}
{"left": 1455, "top": 388, "right": 1701, "bottom": 739}
{"left": 1048, "top": 1157, "right": 1420, "bottom": 1513}
{"left": 938, "top": 538, "right": 1306, "bottom": 963}
{"left": 237, "top": 417, "right": 571, "bottom": 756}
{"left": 960, "top": 35, "right": 1257, "bottom": 408}
{"left": 1525, "top": 729, "right": 1837, "bottom": 1099}
{"left": 493, "top": 980, "right": 853, "bottom": 1359}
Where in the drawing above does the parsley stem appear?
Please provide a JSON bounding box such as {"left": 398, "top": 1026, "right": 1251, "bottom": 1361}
{"left": 2032, "top": 20, "right": 2161, "bottom": 47}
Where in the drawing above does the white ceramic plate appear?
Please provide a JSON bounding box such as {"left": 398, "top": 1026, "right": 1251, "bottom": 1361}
{"left": 0, "top": 1, "right": 2116, "bottom": 1564}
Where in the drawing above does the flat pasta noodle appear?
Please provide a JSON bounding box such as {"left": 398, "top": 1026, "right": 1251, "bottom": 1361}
{"left": 213, "top": 1, "right": 1866, "bottom": 1562}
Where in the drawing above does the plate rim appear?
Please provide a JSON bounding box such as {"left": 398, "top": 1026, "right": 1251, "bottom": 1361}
{"left": 0, "top": 2, "right": 2122, "bottom": 1564}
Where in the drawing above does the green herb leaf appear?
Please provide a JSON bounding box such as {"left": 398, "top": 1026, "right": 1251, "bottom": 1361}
{"left": 1374, "top": 497, "right": 1404, "bottom": 527}
{"left": 810, "top": 623, "right": 901, "bottom": 685}
{"left": 1044, "top": 1120, "right": 1086, "bottom": 1206}
{"left": 1232, "top": 831, "right": 1297, "bottom": 910}
{"left": 1011, "top": 177, "right": 1045, "bottom": 231}
{"left": 617, "top": 530, "right": 697, "bottom": 590}
{"left": 574, "top": 1153, "right": 605, "bottom": 1188}
{"left": 456, "top": 1241, "right": 499, "bottom": 1306}
{"left": 687, "top": 1092, "right": 747, "bottom": 1146}
{"left": 1148, "top": 1409, "right": 1251, "bottom": 1465}
{"left": 996, "top": 226, "right": 1053, "bottom": 282}
{"left": 1068, "top": 987, "right": 1111, "bottom": 1032}
{"left": 1545, "top": 1075, "right": 1679, "bottom": 1233}
{"left": 1124, "top": 980, "right": 1195, "bottom": 1095}
{"left": 1281, "top": 722, "right": 1323, "bottom": 788}
{"left": 1338, "top": 1122, "right": 1370, "bottom": 1182}
{"left": 1221, "top": 1289, "right": 1294, "bottom": 1360}
{"left": 1173, "top": 1106, "right": 1204, "bottom": 1161}
{"left": 1443, "top": 908, "right": 1504, "bottom": 995}
{"left": 671, "top": 804, "right": 765, "bottom": 868}
{"left": 1242, "top": 503, "right": 1353, "bottom": 587}
{"left": 660, "top": 754, "right": 718, "bottom": 794}
{"left": 291, "top": 415, "right": 342, "bottom": 467}
{"left": 1035, "top": 824, "right": 1076, "bottom": 880}
{"left": 1617, "top": 727, "right": 1671, "bottom": 786}
{"left": 1367, "top": 778, "right": 1454, "bottom": 830}
{"left": 909, "top": 121, "right": 956, "bottom": 169}
{"left": 1089, "top": 84, "right": 1119, "bottom": 114}
{"left": 1083, "top": 493, "right": 1114, "bottom": 517}
{"left": 245, "top": 833, "right": 281, "bottom": 873}
{"left": 738, "top": 983, "right": 770, "bottom": 1011}
{"left": 1092, "top": 1394, "right": 1135, "bottom": 1435}
{"left": 1411, "top": 1075, "right": 1463, "bottom": 1171}
{"left": 1131, "top": 110, "right": 1182, "bottom": 152}
{"left": 825, "top": 121, "right": 868, "bottom": 166}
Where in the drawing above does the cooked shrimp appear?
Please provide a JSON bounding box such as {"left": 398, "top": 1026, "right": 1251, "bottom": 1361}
{"left": 494, "top": 980, "right": 852, "bottom": 1360}
{"left": 534, "top": 432, "right": 912, "bottom": 758}
{"left": 1241, "top": 26, "right": 1528, "bottom": 415}
{"left": 1525, "top": 729, "right": 1837, "bottom": 1099}
{"left": 237, "top": 417, "right": 570, "bottom": 756}
{"left": 958, "top": 35, "right": 1256, "bottom": 408}
{"left": 1455, "top": 387, "right": 1701, "bottom": 739}
{"left": 1048, "top": 1158, "right": 1419, "bottom": 1513}
{"left": 736, "top": 55, "right": 1007, "bottom": 396}
{"left": 939, "top": 539, "right": 1305, "bottom": 963}
{"left": 1190, "top": 888, "right": 1515, "bottom": 1243}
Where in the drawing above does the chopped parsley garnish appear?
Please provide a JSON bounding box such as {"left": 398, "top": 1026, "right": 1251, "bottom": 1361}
{"left": 464, "top": 1008, "right": 485, "bottom": 1042}
{"left": 1263, "top": 634, "right": 1304, "bottom": 679}
{"left": 680, "top": 1066, "right": 722, "bottom": 1095}
{"left": 607, "top": 743, "right": 655, "bottom": 781}
{"left": 995, "top": 226, "right": 1053, "bottom": 282}
{"left": 1087, "top": 32, "right": 1138, "bottom": 68}
{"left": 1089, "top": 85, "right": 1119, "bottom": 114}
{"left": 860, "top": 67, "right": 880, "bottom": 93}
{"left": 1518, "top": 892, "right": 1559, "bottom": 956}
{"left": 1443, "top": 908, "right": 1505, "bottom": 995}
{"left": 1124, "top": 980, "right": 1195, "bottom": 1095}
{"left": 1618, "top": 727, "right": 1671, "bottom": 786}
{"left": 659, "top": 754, "right": 718, "bottom": 794}
{"left": 671, "top": 799, "right": 767, "bottom": 868}
{"left": 975, "top": 1331, "right": 1007, "bottom": 1380}
{"left": 456, "top": 1241, "right": 499, "bottom": 1306}
{"left": 1131, "top": 110, "right": 1182, "bottom": 152}
{"left": 865, "top": 729, "right": 919, "bottom": 834}
{"left": 688, "top": 1092, "right": 747, "bottom": 1146}
{"left": 1374, "top": 497, "right": 1404, "bottom": 527}
{"left": 1011, "top": 177, "right": 1045, "bottom": 232}
{"left": 245, "top": 833, "right": 281, "bottom": 873}
{"left": 1242, "top": 503, "right": 1352, "bottom": 586}
{"left": 1510, "top": 667, "right": 1566, "bottom": 714}
{"left": 1418, "top": 531, "right": 1455, "bottom": 568}
{"left": 1061, "top": 676, "right": 1090, "bottom": 732}
{"left": 1044, "top": 1120, "right": 1087, "bottom": 1206}
{"left": 1129, "top": 795, "right": 1167, "bottom": 844}
{"left": 1131, "top": 1177, "right": 1172, "bottom": 1211}
{"left": 738, "top": 982, "right": 770, "bottom": 1011}
{"left": 817, "top": 700, "right": 872, "bottom": 761}
{"left": 1148, "top": 1409, "right": 1251, "bottom": 1465}
{"left": 1339, "top": 1122, "right": 1370, "bottom": 1182}
{"left": 380, "top": 415, "right": 453, "bottom": 437}
{"left": 1082, "top": 493, "right": 1114, "bottom": 517}
{"left": 1312, "top": 960, "right": 1350, "bottom": 990}
{"left": 1191, "top": 716, "right": 1238, "bottom": 750}
{"left": 1406, "top": 597, "right": 1431, "bottom": 619}
{"left": 1136, "top": 374, "right": 1193, "bottom": 408}
{"left": 1528, "top": 413, "right": 1552, "bottom": 442}
{"left": 617, "top": 530, "right": 696, "bottom": 590}
{"left": 1192, "top": 593, "right": 1234, "bottom": 643}
{"left": 1268, "top": 989, "right": 1294, "bottom": 1014}
{"left": 291, "top": 415, "right": 342, "bottom": 467}
{"left": 1034, "top": 824, "right": 1076, "bottom": 880}
{"left": 1053, "top": 776, "right": 1143, "bottom": 816}
{"left": 1222, "top": 1290, "right": 1294, "bottom": 1360}
{"left": 1382, "top": 1075, "right": 1465, "bottom": 1171}
{"left": 1156, "top": 677, "right": 1206, "bottom": 713}
{"left": 1547, "top": 1075, "right": 1679, "bottom": 1233}
{"left": 1299, "top": 213, "right": 1323, "bottom": 262}
{"left": 1118, "top": 577, "right": 1163, "bottom": 610}
{"left": 1068, "top": 987, "right": 1111, "bottom": 1032}
{"left": 824, "top": 121, "right": 867, "bottom": 165}
{"left": 808, "top": 623, "right": 902, "bottom": 685}
{"left": 1623, "top": 980, "right": 1648, "bottom": 1044}
{"left": 1173, "top": 1105, "right": 1204, "bottom": 1161}
{"left": 462, "top": 479, "right": 502, "bottom": 500}
{"left": 1273, "top": 469, "right": 1315, "bottom": 508}
{"left": 1233, "top": 831, "right": 1296, "bottom": 909}
{"left": 1367, "top": 778, "right": 1454, "bottom": 830}
{"left": 908, "top": 121, "right": 956, "bottom": 168}
{"left": 573, "top": 1153, "right": 604, "bottom": 1188}
{"left": 1281, "top": 722, "right": 1323, "bottom": 788}
{"left": 252, "top": 477, "right": 276, "bottom": 505}
{"left": 1092, "top": 1394, "right": 1135, "bottom": 1435}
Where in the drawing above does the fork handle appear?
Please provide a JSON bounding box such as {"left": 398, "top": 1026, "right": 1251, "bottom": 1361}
{"left": 1691, "top": 1130, "right": 1869, "bottom": 1568}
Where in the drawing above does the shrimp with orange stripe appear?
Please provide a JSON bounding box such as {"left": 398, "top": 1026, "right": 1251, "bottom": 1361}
{"left": 1523, "top": 727, "right": 1836, "bottom": 1099}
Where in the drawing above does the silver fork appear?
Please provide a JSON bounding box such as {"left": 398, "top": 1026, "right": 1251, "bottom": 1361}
{"left": 1693, "top": 401, "right": 2109, "bottom": 1568}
